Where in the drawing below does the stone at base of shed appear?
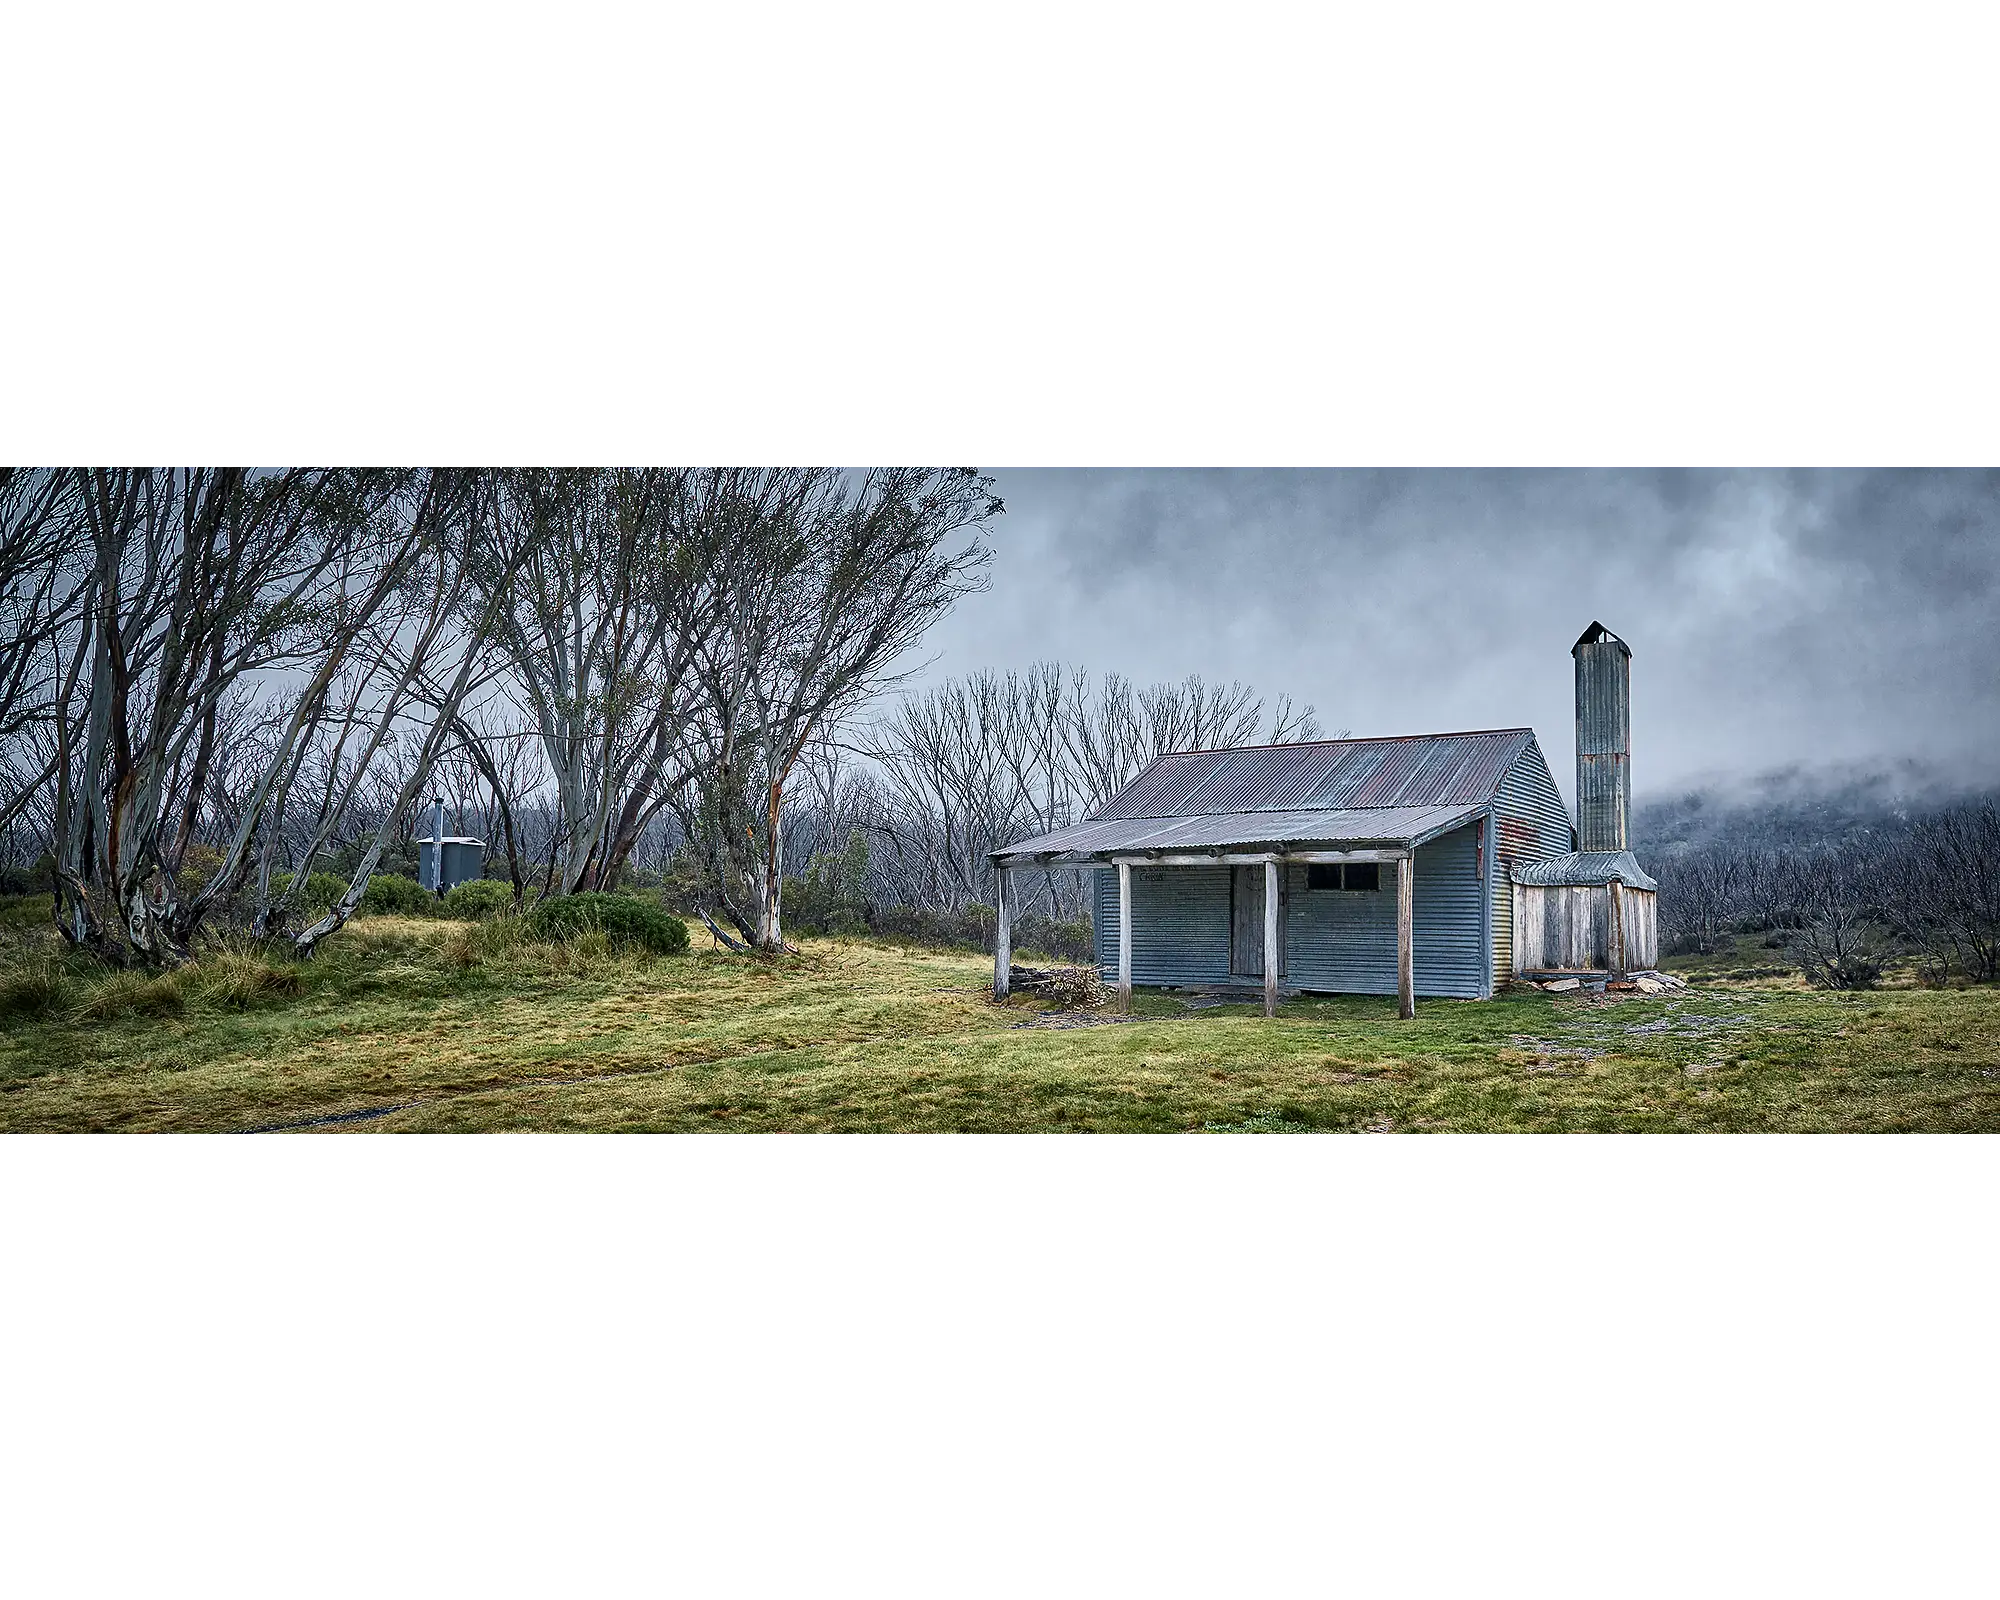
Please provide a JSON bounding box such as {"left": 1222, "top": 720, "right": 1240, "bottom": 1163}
{"left": 1518, "top": 970, "right": 1687, "bottom": 995}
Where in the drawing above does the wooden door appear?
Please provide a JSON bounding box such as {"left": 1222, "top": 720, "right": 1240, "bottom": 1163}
{"left": 1231, "top": 867, "right": 1261, "bottom": 976}
{"left": 1230, "top": 866, "right": 1284, "bottom": 977}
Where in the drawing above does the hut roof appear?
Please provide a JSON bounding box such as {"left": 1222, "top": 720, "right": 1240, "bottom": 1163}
{"left": 1091, "top": 728, "right": 1536, "bottom": 821}
{"left": 991, "top": 729, "right": 1540, "bottom": 864}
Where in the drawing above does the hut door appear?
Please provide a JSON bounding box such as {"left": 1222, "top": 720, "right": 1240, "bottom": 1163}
{"left": 1230, "top": 867, "right": 1284, "bottom": 978}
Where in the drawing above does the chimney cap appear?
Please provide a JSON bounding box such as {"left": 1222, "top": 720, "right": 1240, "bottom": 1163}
{"left": 1572, "top": 620, "right": 1630, "bottom": 656}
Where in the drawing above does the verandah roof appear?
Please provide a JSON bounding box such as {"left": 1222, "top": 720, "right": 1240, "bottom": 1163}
{"left": 989, "top": 802, "right": 1487, "bottom": 866}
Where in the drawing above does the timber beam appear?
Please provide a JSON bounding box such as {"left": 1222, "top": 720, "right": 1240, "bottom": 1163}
{"left": 993, "top": 847, "right": 1418, "bottom": 869}
{"left": 1100, "top": 848, "right": 1413, "bottom": 868}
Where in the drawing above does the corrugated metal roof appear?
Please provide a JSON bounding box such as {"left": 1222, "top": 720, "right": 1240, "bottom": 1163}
{"left": 1511, "top": 850, "right": 1658, "bottom": 891}
{"left": 1093, "top": 729, "right": 1535, "bottom": 820}
{"left": 993, "top": 804, "right": 1487, "bottom": 863}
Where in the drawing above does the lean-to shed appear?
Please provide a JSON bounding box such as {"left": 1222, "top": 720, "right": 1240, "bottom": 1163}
{"left": 1508, "top": 622, "right": 1659, "bottom": 977}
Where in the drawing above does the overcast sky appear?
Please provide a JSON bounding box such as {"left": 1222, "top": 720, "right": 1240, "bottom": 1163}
{"left": 911, "top": 469, "right": 2000, "bottom": 809}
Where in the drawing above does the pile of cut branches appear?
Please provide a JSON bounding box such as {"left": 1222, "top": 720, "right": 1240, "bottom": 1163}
{"left": 1008, "top": 964, "right": 1105, "bottom": 1009}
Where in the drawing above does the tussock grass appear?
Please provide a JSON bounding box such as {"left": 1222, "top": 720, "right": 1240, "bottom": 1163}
{"left": 197, "top": 947, "right": 307, "bottom": 1010}
{"left": 0, "top": 956, "right": 76, "bottom": 1022}
{"left": 0, "top": 910, "right": 1996, "bottom": 1133}
{"left": 76, "top": 968, "right": 186, "bottom": 1020}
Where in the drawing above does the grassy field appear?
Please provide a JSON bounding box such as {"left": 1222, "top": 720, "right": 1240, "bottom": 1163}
{"left": 2, "top": 900, "right": 1997, "bottom": 1132}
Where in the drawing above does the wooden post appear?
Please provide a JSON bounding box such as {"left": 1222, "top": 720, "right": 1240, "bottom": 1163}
{"left": 1116, "top": 862, "right": 1133, "bottom": 1013}
{"left": 993, "top": 865, "right": 1010, "bottom": 1000}
{"left": 1396, "top": 852, "right": 1415, "bottom": 1020}
{"left": 1608, "top": 878, "right": 1626, "bottom": 977}
{"left": 1263, "top": 857, "right": 1280, "bottom": 1019}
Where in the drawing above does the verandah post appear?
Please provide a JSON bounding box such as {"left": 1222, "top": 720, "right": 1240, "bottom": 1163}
{"left": 1263, "top": 857, "right": 1280, "bottom": 1019}
{"left": 993, "top": 864, "right": 1010, "bottom": 1000}
{"left": 1117, "top": 861, "right": 1133, "bottom": 1013}
{"left": 1397, "top": 851, "right": 1415, "bottom": 1020}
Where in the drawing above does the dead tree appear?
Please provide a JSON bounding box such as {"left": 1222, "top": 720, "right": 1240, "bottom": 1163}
{"left": 0, "top": 470, "right": 89, "bottom": 836}
{"left": 44, "top": 469, "right": 485, "bottom": 965}
{"left": 468, "top": 470, "right": 719, "bottom": 898}
{"left": 688, "top": 468, "right": 1002, "bottom": 952}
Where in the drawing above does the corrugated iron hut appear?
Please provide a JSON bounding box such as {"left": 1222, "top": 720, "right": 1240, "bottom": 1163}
{"left": 1509, "top": 622, "right": 1658, "bottom": 979}
{"left": 991, "top": 726, "right": 1575, "bottom": 1019}
{"left": 988, "top": 621, "right": 1656, "bottom": 1017}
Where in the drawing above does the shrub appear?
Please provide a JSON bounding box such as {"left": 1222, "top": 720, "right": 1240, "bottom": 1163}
{"left": 0, "top": 893, "right": 51, "bottom": 934}
{"left": 525, "top": 892, "right": 690, "bottom": 955}
{"left": 270, "top": 870, "right": 347, "bottom": 914}
{"left": 442, "top": 878, "right": 515, "bottom": 921}
{"left": 1791, "top": 906, "right": 1886, "bottom": 991}
{"left": 863, "top": 903, "right": 1094, "bottom": 964}
{"left": 786, "top": 832, "right": 872, "bottom": 936}
{"left": 360, "top": 873, "right": 431, "bottom": 916}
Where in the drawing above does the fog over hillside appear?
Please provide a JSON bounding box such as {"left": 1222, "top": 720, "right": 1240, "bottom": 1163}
{"left": 1635, "top": 760, "right": 2000, "bottom": 855}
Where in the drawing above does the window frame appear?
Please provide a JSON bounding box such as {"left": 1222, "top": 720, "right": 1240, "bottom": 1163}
{"left": 1307, "top": 862, "right": 1383, "bottom": 892}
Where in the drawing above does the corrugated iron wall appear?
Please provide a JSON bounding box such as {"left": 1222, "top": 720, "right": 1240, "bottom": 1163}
{"left": 1575, "top": 632, "right": 1630, "bottom": 852}
{"left": 1092, "top": 821, "right": 1489, "bottom": 998}
{"left": 1092, "top": 867, "right": 1232, "bottom": 984}
{"left": 1491, "top": 738, "right": 1575, "bottom": 989}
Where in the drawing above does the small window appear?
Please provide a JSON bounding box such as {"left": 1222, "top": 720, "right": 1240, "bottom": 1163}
{"left": 1308, "top": 863, "right": 1382, "bottom": 891}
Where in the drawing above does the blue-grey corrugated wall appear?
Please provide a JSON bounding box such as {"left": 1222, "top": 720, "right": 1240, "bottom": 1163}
{"left": 1092, "top": 866, "right": 1232, "bottom": 984}
{"left": 1490, "top": 738, "right": 1575, "bottom": 987}
{"left": 1092, "top": 820, "right": 1491, "bottom": 999}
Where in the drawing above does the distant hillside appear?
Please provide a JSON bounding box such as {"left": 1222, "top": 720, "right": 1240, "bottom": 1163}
{"left": 1634, "top": 761, "right": 1996, "bottom": 856}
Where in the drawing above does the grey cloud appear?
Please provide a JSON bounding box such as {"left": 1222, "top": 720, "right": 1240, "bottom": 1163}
{"left": 912, "top": 469, "right": 2000, "bottom": 808}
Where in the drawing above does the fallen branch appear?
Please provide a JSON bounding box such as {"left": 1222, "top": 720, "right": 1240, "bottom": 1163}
{"left": 698, "top": 906, "right": 757, "bottom": 955}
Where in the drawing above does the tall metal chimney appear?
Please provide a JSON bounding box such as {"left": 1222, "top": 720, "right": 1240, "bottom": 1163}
{"left": 1573, "top": 621, "right": 1631, "bottom": 852}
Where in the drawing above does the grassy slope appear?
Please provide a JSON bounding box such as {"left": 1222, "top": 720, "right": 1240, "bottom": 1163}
{"left": 1, "top": 906, "right": 1997, "bottom": 1132}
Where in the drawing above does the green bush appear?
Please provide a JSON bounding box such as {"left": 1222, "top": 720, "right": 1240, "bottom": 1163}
{"left": 360, "top": 873, "right": 431, "bottom": 916}
{"left": 525, "top": 892, "right": 689, "bottom": 955}
{"left": 786, "top": 832, "right": 872, "bottom": 936}
{"left": 270, "top": 870, "right": 347, "bottom": 914}
{"left": 442, "top": 878, "right": 515, "bottom": 920}
{"left": 0, "top": 863, "right": 49, "bottom": 896}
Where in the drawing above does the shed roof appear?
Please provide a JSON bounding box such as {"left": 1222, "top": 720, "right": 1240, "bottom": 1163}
{"left": 1512, "top": 850, "right": 1658, "bottom": 891}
